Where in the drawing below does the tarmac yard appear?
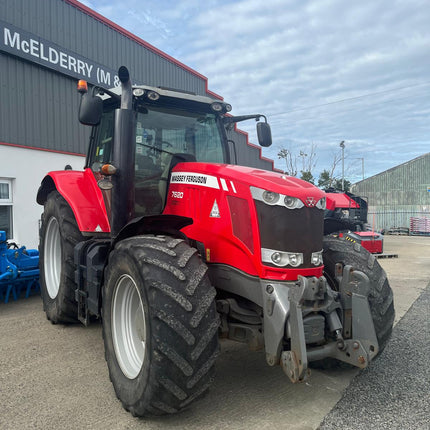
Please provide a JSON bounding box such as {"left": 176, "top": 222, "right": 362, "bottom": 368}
{"left": 0, "top": 235, "right": 429, "bottom": 430}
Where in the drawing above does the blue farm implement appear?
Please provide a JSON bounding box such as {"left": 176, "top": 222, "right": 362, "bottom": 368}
{"left": 0, "top": 231, "right": 40, "bottom": 303}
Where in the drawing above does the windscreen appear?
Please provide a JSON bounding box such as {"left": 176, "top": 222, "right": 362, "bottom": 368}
{"left": 134, "top": 106, "right": 226, "bottom": 216}
{"left": 135, "top": 106, "right": 225, "bottom": 168}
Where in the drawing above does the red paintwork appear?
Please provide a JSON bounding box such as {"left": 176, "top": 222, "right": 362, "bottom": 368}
{"left": 360, "top": 240, "right": 383, "bottom": 254}
{"left": 45, "top": 169, "right": 110, "bottom": 233}
{"left": 355, "top": 231, "right": 379, "bottom": 238}
{"left": 163, "top": 162, "right": 325, "bottom": 281}
{"left": 46, "top": 162, "right": 325, "bottom": 280}
{"left": 325, "top": 193, "right": 360, "bottom": 211}
{"left": 354, "top": 231, "right": 383, "bottom": 254}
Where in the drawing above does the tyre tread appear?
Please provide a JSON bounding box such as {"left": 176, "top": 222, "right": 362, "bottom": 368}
{"left": 102, "top": 235, "right": 219, "bottom": 417}
{"left": 39, "top": 191, "right": 84, "bottom": 324}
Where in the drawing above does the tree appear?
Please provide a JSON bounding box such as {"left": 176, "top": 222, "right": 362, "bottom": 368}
{"left": 278, "top": 143, "right": 317, "bottom": 179}
{"left": 318, "top": 170, "right": 351, "bottom": 192}
{"left": 333, "top": 178, "right": 352, "bottom": 192}
{"left": 318, "top": 169, "right": 332, "bottom": 189}
{"left": 300, "top": 171, "right": 315, "bottom": 184}
{"left": 298, "top": 143, "right": 317, "bottom": 177}
{"left": 277, "top": 148, "right": 297, "bottom": 176}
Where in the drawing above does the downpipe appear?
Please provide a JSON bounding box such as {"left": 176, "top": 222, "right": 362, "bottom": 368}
{"left": 261, "top": 266, "right": 379, "bottom": 383}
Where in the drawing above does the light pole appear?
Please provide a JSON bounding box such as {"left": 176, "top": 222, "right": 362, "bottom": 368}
{"left": 339, "top": 141, "right": 345, "bottom": 190}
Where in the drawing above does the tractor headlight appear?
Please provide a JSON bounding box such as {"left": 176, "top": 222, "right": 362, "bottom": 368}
{"left": 316, "top": 197, "right": 326, "bottom": 210}
{"left": 250, "top": 187, "right": 304, "bottom": 209}
{"left": 262, "top": 248, "right": 303, "bottom": 267}
{"left": 262, "top": 191, "right": 280, "bottom": 205}
{"left": 311, "top": 250, "right": 323, "bottom": 266}
{"left": 133, "top": 88, "right": 145, "bottom": 97}
{"left": 147, "top": 90, "right": 160, "bottom": 101}
{"left": 284, "top": 195, "right": 303, "bottom": 209}
{"left": 211, "top": 102, "right": 223, "bottom": 112}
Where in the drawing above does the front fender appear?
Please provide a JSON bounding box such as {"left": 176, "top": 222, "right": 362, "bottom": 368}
{"left": 113, "top": 214, "right": 193, "bottom": 246}
{"left": 37, "top": 169, "right": 110, "bottom": 234}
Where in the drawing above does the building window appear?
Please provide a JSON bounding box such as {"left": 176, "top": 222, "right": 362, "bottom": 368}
{"left": 0, "top": 179, "right": 13, "bottom": 239}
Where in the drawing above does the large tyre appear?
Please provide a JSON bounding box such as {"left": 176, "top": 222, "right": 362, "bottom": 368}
{"left": 323, "top": 236, "right": 395, "bottom": 354}
{"left": 39, "top": 190, "right": 84, "bottom": 323}
{"left": 102, "top": 235, "right": 219, "bottom": 416}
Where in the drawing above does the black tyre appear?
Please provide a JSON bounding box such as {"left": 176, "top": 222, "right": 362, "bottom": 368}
{"left": 323, "top": 236, "right": 395, "bottom": 353}
{"left": 39, "top": 190, "right": 84, "bottom": 323}
{"left": 102, "top": 235, "right": 219, "bottom": 416}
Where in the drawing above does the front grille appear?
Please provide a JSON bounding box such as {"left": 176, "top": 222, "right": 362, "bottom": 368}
{"left": 254, "top": 201, "right": 324, "bottom": 268}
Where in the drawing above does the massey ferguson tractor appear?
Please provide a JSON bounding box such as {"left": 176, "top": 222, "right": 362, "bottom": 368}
{"left": 37, "top": 67, "right": 394, "bottom": 417}
{"left": 325, "top": 190, "right": 384, "bottom": 254}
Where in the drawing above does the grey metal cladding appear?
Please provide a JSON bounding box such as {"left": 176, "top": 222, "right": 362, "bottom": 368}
{"left": 2, "top": 0, "right": 207, "bottom": 95}
{"left": 351, "top": 153, "right": 430, "bottom": 230}
{"left": 0, "top": 52, "right": 90, "bottom": 155}
{"left": 2, "top": 0, "right": 205, "bottom": 92}
{"left": 227, "top": 129, "right": 274, "bottom": 170}
{"left": 353, "top": 153, "right": 430, "bottom": 207}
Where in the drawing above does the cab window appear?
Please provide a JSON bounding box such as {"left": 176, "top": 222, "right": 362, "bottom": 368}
{"left": 89, "top": 109, "right": 114, "bottom": 170}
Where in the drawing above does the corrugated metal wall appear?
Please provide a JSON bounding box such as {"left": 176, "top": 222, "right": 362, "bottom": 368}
{"left": 0, "top": 0, "right": 276, "bottom": 171}
{"left": 227, "top": 128, "right": 274, "bottom": 170}
{"left": 351, "top": 153, "right": 430, "bottom": 230}
{"left": 0, "top": 54, "right": 90, "bottom": 154}
{"left": 1, "top": 0, "right": 208, "bottom": 95}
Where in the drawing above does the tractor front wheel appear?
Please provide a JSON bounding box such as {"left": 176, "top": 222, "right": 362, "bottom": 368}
{"left": 323, "top": 236, "right": 395, "bottom": 354}
{"left": 39, "top": 191, "right": 84, "bottom": 323}
{"left": 102, "top": 235, "right": 219, "bottom": 416}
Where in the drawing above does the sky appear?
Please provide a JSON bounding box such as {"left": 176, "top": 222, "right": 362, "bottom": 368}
{"left": 81, "top": 0, "right": 430, "bottom": 183}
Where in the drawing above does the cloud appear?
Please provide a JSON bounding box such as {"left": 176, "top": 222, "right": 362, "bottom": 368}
{"left": 87, "top": 0, "right": 430, "bottom": 181}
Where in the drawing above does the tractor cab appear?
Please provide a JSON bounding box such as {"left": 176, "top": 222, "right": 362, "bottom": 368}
{"left": 86, "top": 89, "right": 230, "bottom": 217}
{"left": 78, "top": 69, "right": 271, "bottom": 232}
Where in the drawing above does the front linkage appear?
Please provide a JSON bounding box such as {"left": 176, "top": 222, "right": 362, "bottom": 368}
{"left": 261, "top": 266, "right": 379, "bottom": 383}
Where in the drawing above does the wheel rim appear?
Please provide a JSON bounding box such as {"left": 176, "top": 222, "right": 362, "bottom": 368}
{"left": 112, "top": 274, "right": 146, "bottom": 379}
{"left": 44, "top": 217, "right": 62, "bottom": 299}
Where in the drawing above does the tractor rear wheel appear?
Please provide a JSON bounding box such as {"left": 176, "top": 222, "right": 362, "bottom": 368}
{"left": 39, "top": 191, "right": 83, "bottom": 323}
{"left": 102, "top": 235, "right": 219, "bottom": 416}
{"left": 323, "top": 236, "right": 395, "bottom": 355}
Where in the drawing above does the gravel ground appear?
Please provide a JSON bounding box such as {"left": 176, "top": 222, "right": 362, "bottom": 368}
{"left": 319, "top": 282, "right": 430, "bottom": 430}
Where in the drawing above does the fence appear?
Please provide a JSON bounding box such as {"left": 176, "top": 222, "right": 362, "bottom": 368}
{"left": 367, "top": 210, "right": 430, "bottom": 234}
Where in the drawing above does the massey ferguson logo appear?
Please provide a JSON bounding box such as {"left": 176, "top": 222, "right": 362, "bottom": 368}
{"left": 306, "top": 197, "right": 317, "bottom": 207}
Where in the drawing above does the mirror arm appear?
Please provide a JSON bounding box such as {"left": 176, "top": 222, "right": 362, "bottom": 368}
{"left": 91, "top": 85, "right": 120, "bottom": 102}
{"left": 223, "top": 114, "right": 267, "bottom": 126}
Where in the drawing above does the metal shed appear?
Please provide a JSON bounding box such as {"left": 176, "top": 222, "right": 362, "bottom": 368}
{"left": 351, "top": 152, "right": 430, "bottom": 233}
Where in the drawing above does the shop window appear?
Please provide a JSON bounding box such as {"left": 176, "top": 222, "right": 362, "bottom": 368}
{"left": 0, "top": 179, "right": 13, "bottom": 239}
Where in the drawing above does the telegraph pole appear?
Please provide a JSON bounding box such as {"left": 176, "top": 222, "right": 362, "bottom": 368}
{"left": 340, "top": 141, "right": 345, "bottom": 190}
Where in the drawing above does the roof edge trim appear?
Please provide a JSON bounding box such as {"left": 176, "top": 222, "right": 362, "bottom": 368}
{"left": 0, "top": 141, "right": 86, "bottom": 157}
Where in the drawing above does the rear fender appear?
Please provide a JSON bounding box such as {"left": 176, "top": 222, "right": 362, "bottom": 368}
{"left": 37, "top": 169, "right": 110, "bottom": 234}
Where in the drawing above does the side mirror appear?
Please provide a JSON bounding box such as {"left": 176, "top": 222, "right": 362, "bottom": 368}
{"left": 257, "top": 121, "right": 272, "bottom": 147}
{"left": 78, "top": 92, "right": 103, "bottom": 126}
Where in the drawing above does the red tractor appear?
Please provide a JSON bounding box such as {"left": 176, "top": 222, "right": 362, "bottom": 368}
{"left": 325, "top": 190, "right": 384, "bottom": 254}
{"left": 37, "top": 67, "right": 394, "bottom": 416}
